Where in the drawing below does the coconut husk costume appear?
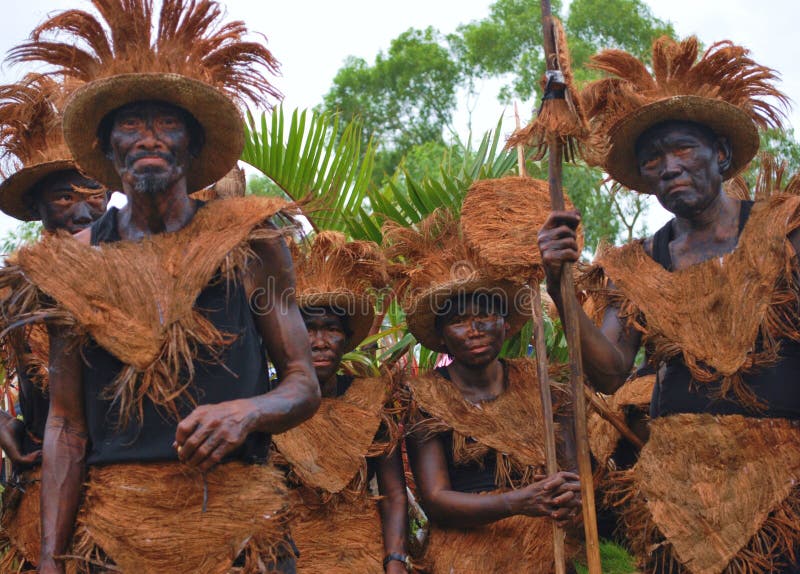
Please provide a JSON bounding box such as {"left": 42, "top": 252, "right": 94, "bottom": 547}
{"left": 0, "top": 2, "right": 297, "bottom": 572}
{"left": 0, "top": 72, "right": 105, "bottom": 573}
{"left": 577, "top": 36, "right": 800, "bottom": 573}
{"left": 385, "top": 209, "right": 578, "bottom": 572}
{"left": 270, "top": 231, "right": 399, "bottom": 573}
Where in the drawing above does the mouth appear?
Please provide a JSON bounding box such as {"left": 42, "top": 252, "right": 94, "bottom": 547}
{"left": 312, "top": 355, "right": 336, "bottom": 367}
{"left": 466, "top": 343, "right": 492, "bottom": 354}
{"left": 665, "top": 183, "right": 693, "bottom": 195}
{"left": 132, "top": 156, "right": 170, "bottom": 169}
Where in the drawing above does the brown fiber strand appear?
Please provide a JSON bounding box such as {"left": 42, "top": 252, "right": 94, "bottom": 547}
{"left": 273, "top": 375, "right": 392, "bottom": 495}
{"left": 506, "top": 18, "right": 588, "bottom": 162}
{"left": 8, "top": 0, "right": 280, "bottom": 108}
{"left": 587, "top": 195, "right": 800, "bottom": 410}
{"left": 0, "top": 469, "right": 41, "bottom": 570}
{"left": 726, "top": 153, "right": 800, "bottom": 202}
{"left": 69, "top": 462, "right": 290, "bottom": 574}
{"left": 0, "top": 196, "right": 289, "bottom": 427}
{"left": 461, "top": 176, "right": 581, "bottom": 284}
{"left": 606, "top": 414, "right": 800, "bottom": 574}
{"left": 581, "top": 36, "right": 788, "bottom": 168}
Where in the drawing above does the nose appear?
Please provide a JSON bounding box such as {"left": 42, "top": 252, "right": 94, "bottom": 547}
{"left": 660, "top": 152, "right": 683, "bottom": 180}
{"left": 71, "top": 201, "right": 92, "bottom": 225}
{"left": 309, "top": 330, "right": 328, "bottom": 350}
{"left": 133, "top": 119, "right": 166, "bottom": 151}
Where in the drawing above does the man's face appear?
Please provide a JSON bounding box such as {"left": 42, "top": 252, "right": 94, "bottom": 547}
{"left": 438, "top": 295, "right": 508, "bottom": 368}
{"left": 32, "top": 170, "right": 107, "bottom": 234}
{"left": 302, "top": 308, "right": 350, "bottom": 385}
{"left": 635, "top": 121, "right": 730, "bottom": 217}
{"left": 107, "top": 101, "right": 193, "bottom": 195}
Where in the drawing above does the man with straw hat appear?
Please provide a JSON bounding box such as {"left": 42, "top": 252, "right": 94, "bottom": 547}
{"left": 0, "top": 1, "right": 320, "bottom": 573}
{"left": 272, "top": 231, "right": 411, "bottom": 574}
{"left": 387, "top": 208, "right": 582, "bottom": 573}
{"left": 539, "top": 35, "right": 800, "bottom": 573}
{"left": 0, "top": 72, "right": 108, "bottom": 572}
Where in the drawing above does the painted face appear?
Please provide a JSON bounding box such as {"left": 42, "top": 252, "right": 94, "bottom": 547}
{"left": 302, "top": 308, "right": 350, "bottom": 385}
{"left": 107, "top": 101, "right": 193, "bottom": 195}
{"left": 32, "top": 169, "right": 107, "bottom": 234}
{"left": 635, "top": 121, "right": 731, "bottom": 217}
{"left": 438, "top": 295, "right": 509, "bottom": 368}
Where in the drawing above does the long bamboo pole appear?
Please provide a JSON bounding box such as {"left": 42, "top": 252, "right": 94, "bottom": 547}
{"left": 514, "top": 104, "right": 567, "bottom": 574}
{"left": 538, "top": 3, "right": 603, "bottom": 572}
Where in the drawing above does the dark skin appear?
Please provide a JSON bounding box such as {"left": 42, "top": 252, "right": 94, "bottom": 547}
{"left": 406, "top": 297, "right": 582, "bottom": 532}
{"left": 302, "top": 309, "right": 409, "bottom": 574}
{"left": 39, "top": 101, "right": 320, "bottom": 574}
{"left": 538, "top": 120, "right": 800, "bottom": 394}
{"left": 0, "top": 170, "right": 107, "bottom": 469}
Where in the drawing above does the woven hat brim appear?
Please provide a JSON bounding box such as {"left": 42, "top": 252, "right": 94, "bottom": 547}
{"left": 298, "top": 292, "right": 376, "bottom": 354}
{"left": 62, "top": 73, "right": 244, "bottom": 192}
{"left": 0, "top": 159, "right": 77, "bottom": 221}
{"left": 404, "top": 279, "right": 531, "bottom": 353}
{"left": 606, "top": 96, "right": 759, "bottom": 192}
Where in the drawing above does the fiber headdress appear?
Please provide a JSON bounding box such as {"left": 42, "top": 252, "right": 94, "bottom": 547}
{"left": 581, "top": 36, "right": 788, "bottom": 192}
{"left": 9, "top": 0, "right": 280, "bottom": 192}
{"left": 292, "top": 231, "right": 389, "bottom": 353}
{"left": 0, "top": 74, "right": 95, "bottom": 221}
{"left": 385, "top": 209, "right": 530, "bottom": 354}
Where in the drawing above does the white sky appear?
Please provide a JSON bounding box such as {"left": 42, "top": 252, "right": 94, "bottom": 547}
{"left": 0, "top": 0, "right": 798, "bottom": 237}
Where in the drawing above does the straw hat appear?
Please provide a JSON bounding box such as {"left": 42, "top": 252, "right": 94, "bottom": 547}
{"left": 292, "top": 231, "right": 389, "bottom": 353}
{"left": 9, "top": 0, "right": 280, "bottom": 192}
{"left": 0, "top": 74, "right": 94, "bottom": 221}
{"left": 581, "top": 36, "right": 787, "bottom": 192}
{"left": 385, "top": 209, "right": 530, "bottom": 354}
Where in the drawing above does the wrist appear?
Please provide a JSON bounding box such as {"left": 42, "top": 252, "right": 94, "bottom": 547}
{"left": 383, "top": 552, "right": 412, "bottom": 572}
{"left": 501, "top": 491, "right": 519, "bottom": 516}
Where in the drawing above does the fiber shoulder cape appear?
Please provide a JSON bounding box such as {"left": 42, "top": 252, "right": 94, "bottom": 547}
{"left": 584, "top": 194, "right": 800, "bottom": 408}
{"left": 272, "top": 374, "right": 399, "bottom": 574}
{"left": 0, "top": 195, "right": 289, "bottom": 425}
{"left": 406, "top": 357, "right": 577, "bottom": 573}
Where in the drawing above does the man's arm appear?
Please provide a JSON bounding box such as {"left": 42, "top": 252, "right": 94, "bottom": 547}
{"left": 39, "top": 326, "right": 87, "bottom": 574}
{"left": 375, "top": 447, "right": 409, "bottom": 574}
{"left": 175, "top": 229, "right": 320, "bottom": 471}
{"left": 538, "top": 210, "right": 641, "bottom": 393}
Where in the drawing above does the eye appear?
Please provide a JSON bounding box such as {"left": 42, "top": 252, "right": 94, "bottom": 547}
{"left": 640, "top": 155, "right": 661, "bottom": 170}
{"left": 674, "top": 145, "right": 694, "bottom": 157}
{"left": 157, "top": 116, "right": 180, "bottom": 129}
{"left": 117, "top": 116, "right": 142, "bottom": 130}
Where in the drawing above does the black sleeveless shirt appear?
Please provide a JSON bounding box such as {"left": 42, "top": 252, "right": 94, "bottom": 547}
{"left": 83, "top": 205, "right": 271, "bottom": 465}
{"left": 649, "top": 201, "right": 800, "bottom": 419}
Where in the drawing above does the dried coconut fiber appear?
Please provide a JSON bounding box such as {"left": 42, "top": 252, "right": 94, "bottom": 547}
{"left": 291, "top": 231, "right": 389, "bottom": 353}
{"left": 272, "top": 375, "right": 391, "bottom": 494}
{"left": 0, "top": 469, "right": 41, "bottom": 571}
{"left": 461, "top": 176, "right": 582, "bottom": 284}
{"left": 725, "top": 152, "right": 800, "bottom": 202}
{"left": 605, "top": 414, "right": 800, "bottom": 574}
{"left": 69, "top": 462, "right": 290, "bottom": 574}
{"left": 580, "top": 36, "right": 787, "bottom": 191}
{"left": 0, "top": 195, "right": 290, "bottom": 427}
{"left": 587, "top": 194, "right": 800, "bottom": 410}
{"left": 384, "top": 209, "right": 530, "bottom": 353}
{"left": 9, "top": 0, "right": 281, "bottom": 192}
{"left": 506, "top": 17, "right": 589, "bottom": 162}
{"left": 587, "top": 373, "right": 654, "bottom": 469}
{"left": 287, "top": 489, "right": 385, "bottom": 574}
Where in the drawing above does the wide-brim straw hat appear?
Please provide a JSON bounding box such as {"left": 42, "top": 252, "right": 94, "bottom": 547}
{"left": 404, "top": 277, "right": 531, "bottom": 354}
{"left": 62, "top": 73, "right": 244, "bottom": 192}
{"left": 0, "top": 158, "right": 77, "bottom": 221}
{"left": 605, "top": 96, "right": 759, "bottom": 192}
{"left": 298, "top": 291, "right": 376, "bottom": 354}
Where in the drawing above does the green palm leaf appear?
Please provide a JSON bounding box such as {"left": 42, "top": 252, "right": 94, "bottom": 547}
{"left": 241, "top": 106, "right": 375, "bottom": 233}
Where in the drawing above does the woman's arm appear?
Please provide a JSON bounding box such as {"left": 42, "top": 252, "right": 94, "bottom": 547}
{"left": 376, "top": 447, "right": 409, "bottom": 573}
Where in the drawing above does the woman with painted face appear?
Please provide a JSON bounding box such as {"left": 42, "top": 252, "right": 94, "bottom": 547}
{"left": 386, "top": 210, "right": 582, "bottom": 574}
{"left": 273, "top": 232, "right": 411, "bottom": 574}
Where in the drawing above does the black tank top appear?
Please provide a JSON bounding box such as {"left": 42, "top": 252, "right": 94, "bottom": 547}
{"left": 83, "top": 205, "right": 271, "bottom": 465}
{"left": 648, "top": 201, "right": 800, "bottom": 419}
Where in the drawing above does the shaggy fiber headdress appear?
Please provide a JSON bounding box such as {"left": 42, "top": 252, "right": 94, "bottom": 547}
{"left": 384, "top": 209, "right": 530, "bottom": 353}
{"left": 581, "top": 36, "right": 788, "bottom": 192}
{"left": 9, "top": 0, "right": 280, "bottom": 192}
{"left": 292, "top": 231, "right": 389, "bottom": 353}
{"left": 0, "top": 74, "right": 98, "bottom": 221}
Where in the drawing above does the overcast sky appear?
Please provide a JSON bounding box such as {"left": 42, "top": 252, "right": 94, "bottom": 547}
{"left": 0, "top": 0, "right": 797, "bottom": 238}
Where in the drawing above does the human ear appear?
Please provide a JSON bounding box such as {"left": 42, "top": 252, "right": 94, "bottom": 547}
{"left": 715, "top": 136, "right": 733, "bottom": 174}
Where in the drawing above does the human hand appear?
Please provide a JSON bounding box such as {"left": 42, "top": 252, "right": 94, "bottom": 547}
{"left": 537, "top": 210, "right": 581, "bottom": 294}
{"left": 0, "top": 416, "right": 41, "bottom": 466}
{"left": 507, "top": 471, "right": 581, "bottom": 522}
{"left": 173, "top": 399, "right": 256, "bottom": 472}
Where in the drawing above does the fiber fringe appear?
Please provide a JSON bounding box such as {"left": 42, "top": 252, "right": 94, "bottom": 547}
{"left": 0, "top": 469, "right": 41, "bottom": 571}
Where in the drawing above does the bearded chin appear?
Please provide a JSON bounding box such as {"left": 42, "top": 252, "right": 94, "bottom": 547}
{"left": 132, "top": 171, "right": 171, "bottom": 195}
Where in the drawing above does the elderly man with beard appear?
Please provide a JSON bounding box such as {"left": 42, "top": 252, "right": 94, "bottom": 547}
{"left": 1, "top": 1, "right": 320, "bottom": 573}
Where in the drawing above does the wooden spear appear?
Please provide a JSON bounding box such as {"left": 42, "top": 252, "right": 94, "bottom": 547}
{"left": 538, "top": 3, "right": 603, "bottom": 572}
{"left": 514, "top": 103, "right": 567, "bottom": 574}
